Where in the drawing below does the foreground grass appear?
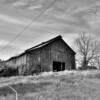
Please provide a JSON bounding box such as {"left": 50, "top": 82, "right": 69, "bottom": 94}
{"left": 0, "top": 70, "right": 100, "bottom": 100}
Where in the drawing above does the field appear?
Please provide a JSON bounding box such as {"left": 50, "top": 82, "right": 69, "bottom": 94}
{"left": 0, "top": 70, "right": 100, "bottom": 100}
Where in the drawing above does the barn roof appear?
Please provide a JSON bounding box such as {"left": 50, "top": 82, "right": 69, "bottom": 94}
{"left": 26, "top": 35, "right": 62, "bottom": 52}
{"left": 26, "top": 35, "right": 75, "bottom": 54}
{"left": 6, "top": 35, "right": 75, "bottom": 61}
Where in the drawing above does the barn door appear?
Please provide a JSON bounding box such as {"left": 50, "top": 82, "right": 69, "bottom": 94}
{"left": 53, "top": 61, "right": 65, "bottom": 72}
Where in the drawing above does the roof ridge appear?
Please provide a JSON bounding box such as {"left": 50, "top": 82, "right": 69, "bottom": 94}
{"left": 26, "top": 35, "right": 62, "bottom": 52}
{"left": 6, "top": 35, "right": 64, "bottom": 61}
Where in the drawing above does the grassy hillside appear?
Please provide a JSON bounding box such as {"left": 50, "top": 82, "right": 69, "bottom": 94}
{"left": 0, "top": 70, "right": 100, "bottom": 100}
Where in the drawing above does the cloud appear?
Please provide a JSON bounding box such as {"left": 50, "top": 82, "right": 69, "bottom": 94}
{"left": 0, "top": 13, "right": 48, "bottom": 27}
{"left": 13, "top": 1, "right": 27, "bottom": 7}
{"left": 0, "top": 40, "right": 9, "bottom": 46}
{"left": 0, "top": 14, "right": 26, "bottom": 25}
{"left": 1, "top": 0, "right": 100, "bottom": 60}
{"left": 0, "top": 44, "right": 22, "bottom": 60}
{"left": 28, "top": 4, "right": 43, "bottom": 10}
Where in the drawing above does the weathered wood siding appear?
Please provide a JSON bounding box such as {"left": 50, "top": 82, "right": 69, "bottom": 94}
{"left": 26, "top": 39, "right": 75, "bottom": 73}
{"left": 15, "top": 54, "right": 27, "bottom": 66}
{"left": 50, "top": 39, "right": 75, "bottom": 70}
{"left": 6, "top": 59, "right": 16, "bottom": 68}
{"left": 26, "top": 46, "right": 51, "bottom": 73}
{"left": 6, "top": 37, "right": 76, "bottom": 75}
{"left": 40, "top": 45, "right": 51, "bottom": 72}
{"left": 26, "top": 49, "right": 41, "bottom": 73}
{"left": 15, "top": 54, "right": 27, "bottom": 75}
{"left": 6, "top": 54, "right": 27, "bottom": 68}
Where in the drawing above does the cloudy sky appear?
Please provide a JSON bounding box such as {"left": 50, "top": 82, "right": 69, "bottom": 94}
{"left": 0, "top": 0, "right": 100, "bottom": 60}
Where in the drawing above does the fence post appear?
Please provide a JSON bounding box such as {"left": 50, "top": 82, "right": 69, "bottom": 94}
{"left": 7, "top": 85, "right": 18, "bottom": 100}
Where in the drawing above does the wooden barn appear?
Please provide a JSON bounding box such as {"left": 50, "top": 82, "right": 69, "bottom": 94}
{"left": 6, "top": 35, "right": 76, "bottom": 75}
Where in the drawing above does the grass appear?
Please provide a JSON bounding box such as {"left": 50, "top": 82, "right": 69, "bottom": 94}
{"left": 0, "top": 70, "right": 100, "bottom": 100}
{"left": 0, "top": 82, "right": 52, "bottom": 96}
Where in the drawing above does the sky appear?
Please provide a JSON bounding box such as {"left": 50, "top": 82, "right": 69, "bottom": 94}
{"left": 0, "top": 0, "right": 100, "bottom": 60}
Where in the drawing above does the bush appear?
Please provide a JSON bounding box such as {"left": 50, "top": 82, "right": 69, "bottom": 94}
{"left": 78, "top": 66, "right": 97, "bottom": 70}
{"left": 0, "top": 67, "right": 18, "bottom": 77}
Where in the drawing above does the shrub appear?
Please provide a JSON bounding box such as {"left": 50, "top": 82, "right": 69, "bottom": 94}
{"left": 0, "top": 67, "right": 18, "bottom": 77}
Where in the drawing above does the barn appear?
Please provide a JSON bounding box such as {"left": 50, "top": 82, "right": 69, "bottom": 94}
{"left": 6, "top": 35, "right": 76, "bottom": 75}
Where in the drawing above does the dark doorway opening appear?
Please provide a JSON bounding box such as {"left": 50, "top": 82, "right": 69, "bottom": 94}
{"left": 53, "top": 61, "right": 65, "bottom": 72}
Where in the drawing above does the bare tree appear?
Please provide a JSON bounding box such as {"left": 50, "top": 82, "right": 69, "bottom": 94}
{"left": 76, "top": 33, "right": 100, "bottom": 69}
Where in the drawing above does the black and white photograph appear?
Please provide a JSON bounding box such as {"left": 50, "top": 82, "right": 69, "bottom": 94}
{"left": 0, "top": 0, "right": 100, "bottom": 100}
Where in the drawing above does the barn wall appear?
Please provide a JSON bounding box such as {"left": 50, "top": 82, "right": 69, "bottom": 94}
{"left": 15, "top": 54, "right": 27, "bottom": 75}
{"left": 6, "top": 59, "right": 16, "bottom": 68}
{"left": 26, "top": 39, "right": 75, "bottom": 73}
{"left": 6, "top": 54, "right": 27, "bottom": 67}
{"left": 26, "top": 49, "right": 41, "bottom": 74}
{"left": 26, "top": 46, "right": 52, "bottom": 73}
{"left": 15, "top": 54, "right": 27, "bottom": 66}
{"left": 40, "top": 45, "right": 51, "bottom": 72}
{"left": 50, "top": 39, "right": 75, "bottom": 70}
{"left": 6, "top": 37, "right": 76, "bottom": 75}
{"left": 6, "top": 54, "right": 27, "bottom": 75}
